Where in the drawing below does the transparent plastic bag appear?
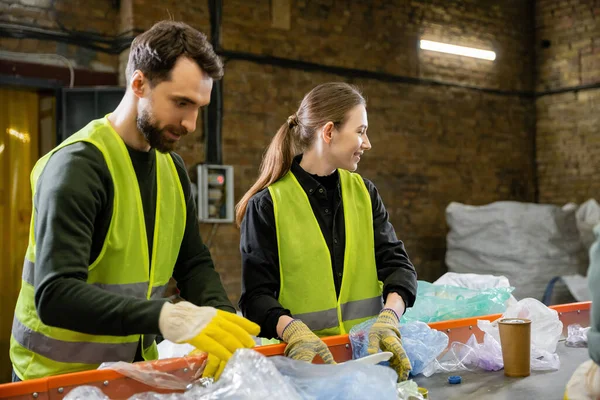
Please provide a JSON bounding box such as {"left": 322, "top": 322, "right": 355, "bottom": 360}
{"left": 349, "top": 319, "right": 448, "bottom": 375}
{"left": 420, "top": 333, "right": 503, "bottom": 377}
{"left": 433, "top": 272, "right": 518, "bottom": 306}
{"left": 423, "top": 302, "right": 564, "bottom": 377}
{"left": 126, "top": 349, "right": 301, "bottom": 400}
{"left": 465, "top": 331, "right": 504, "bottom": 371}
{"left": 396, "top": 380, "right": 424, "bottom": 400}
{"left": 98, "top": 353, "right": 207, "bottom": 391}
{"left": 478, "top": 298, "right": 562, "bottom": 371}
{"left": 270, "top": 351, "right": 398, "bottom": 399}
{"left": 64, "top": 386, "right": 109, "bottom": 400}
{"left": 421, "top": 340, "right": 475, "bottom": 377}
{"left": 91, "top": 349, "right": 397, "bottom": 400}
{"left": 400, "top": 281, "right": 513, "bottom": 324}
{"left": 565, "top": 324, "right": 590, "bottom": 348}
{"left": 156, "top": 340, "right": 195, "bottom": 359}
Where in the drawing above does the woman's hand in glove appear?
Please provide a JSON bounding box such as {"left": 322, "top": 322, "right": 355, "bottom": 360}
{"left": 281, "top": 319, "right": 336, "bottom": 364}
{"left": 367, "top": 308, "right": 412, "bottom": 381}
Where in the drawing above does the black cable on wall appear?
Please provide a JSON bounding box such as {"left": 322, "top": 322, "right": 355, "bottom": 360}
{"left": 205, "top": 0, "right": 224, "bottom": 165}
{"left": 1, "top": 22, "right": 598, "bottom": 100}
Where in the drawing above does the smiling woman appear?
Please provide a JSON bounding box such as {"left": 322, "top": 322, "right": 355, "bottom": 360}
{"left": 236, "top": 82, "right": 418, "bottom": 382}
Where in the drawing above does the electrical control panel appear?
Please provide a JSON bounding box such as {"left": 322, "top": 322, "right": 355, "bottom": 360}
{"left": 196, "top": 164, "right": 234, "bottom": 223}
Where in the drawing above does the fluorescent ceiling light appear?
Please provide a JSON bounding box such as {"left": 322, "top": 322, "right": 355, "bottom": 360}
{"left": 420, "top": 40, "right": 496, "bottom": 61}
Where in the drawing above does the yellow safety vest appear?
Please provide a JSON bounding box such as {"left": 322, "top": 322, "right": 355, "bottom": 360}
{"left": 10, "top": 117, "right": 186, "bottom": 380}
{"left": 268, "top": 169, "right": 382, "bottom": 338}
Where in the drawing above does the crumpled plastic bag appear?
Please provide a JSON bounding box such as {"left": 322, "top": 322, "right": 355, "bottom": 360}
{"left": 126, "top": 350, "right": 301, "bottom": 400}
{"left": 157, "top": 339, "right": 196, "bottom": 360}
{"left": 270, "top": 351, "right": 398, "bottom": 399}
{"left": 479, "top": 298, "right": 561, "bottom": 370}
{"left": 421, "top": 298, "right": 562, "bottom": 376}
{"left": 66, "top": 349, "right": 398, "bottom": 400}
{"left": 349, "top": 319, "right": 448, "bottom": 376}
{"left": 565, "top": 324, "right": 590, "bottom": 348}
{"left": 433, "top": 272, "right": 518, "bottom": 306}
{"left": 576, "top": 199, "right": 600, "bottom": 253}
{"left": 63, "top": 386, "right": 108, "bottom": 400}
{"left": 98, "top": 354, "right": 207, "bottom": 391}
{"left": 400, "top": 281, "right": 513, "bottom": 324}
{"left": 396, "top": 380, "right": 425, "bottom": 400}
{"left": 421, "top": 332, "right": 504, "bottom": 377}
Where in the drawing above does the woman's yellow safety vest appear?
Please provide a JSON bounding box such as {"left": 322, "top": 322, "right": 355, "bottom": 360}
{"left": 268, "top": 169, "right": 383, "bottom": 338}
{"left": 10, "top": 117, "right": 186, "bottom": 380}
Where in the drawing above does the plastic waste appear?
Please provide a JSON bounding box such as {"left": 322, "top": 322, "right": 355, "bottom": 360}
{"left": 433, "top": 271, "right": 518, "bottom": 306}
{"left": 575, "top": 199, "right": 600, "bottom": 252}
{"left": 156, "top": 339, "right": 195, "bottom": 359}
{"left": 445, "top": 201, "right": 588, "bottom": 301}
{"left": 349, "top": 319, "right": 448, "bottom": 376}
{"left": 63, "top": 386, "right": 108, "bottom": 400}
{"left": 479, "top": 298, "right": 562, "bottom": 370}
{"left": 422, "top": 298, "right": 561, "bottom": 376}
{"left": 65, "top": 349, "right": 398, "bottom": 400}
{"left": 400, "top": 281, "right": 513, "bottom": 324}
{"left": 421, "top": 333, "right": 503, "bottom": 377}
{"left": 98, "top": 354, "right": 206, "bottom": 391}
{"left": 565, "top": 324, "right": 590, "bottom": 348}
{"left": 270, "top": 351, "right": 398, "bottom": 399}
{"left": 396, "top": 380, "right": 425, "bottom": 400}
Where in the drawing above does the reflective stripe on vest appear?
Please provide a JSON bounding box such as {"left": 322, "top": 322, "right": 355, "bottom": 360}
{"left": 21, "top": 259, "right": 169, "bottom": 299}
{"left": 269, "top": 169, "right": 382, "bottom": 337}
{"left": 292, "top": 296, "right": 383, "bottom": 332}
{"left": 11, "top": 317, "right": 138, "bottom": 364}
{"left": 10, "top": 117, "right": 186, "bottom": 380}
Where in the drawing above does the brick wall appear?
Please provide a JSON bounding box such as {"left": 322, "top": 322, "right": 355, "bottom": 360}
{"left": 0, "top": 0, "right": 119, "bottom": 72}
{"left": 211, "top": 0, "right": 537, "bottom": 291}
{"left": 3, "top": 0, "right": 540, "bottom": 305}
{"left": 222, "top": 60, "right": 535, "bottom": 287}
{"left": 535, "top": 0, "right": 600, "bottom": 204}
{"left": 222, "top": 0, "right": 533, "bottom": 91}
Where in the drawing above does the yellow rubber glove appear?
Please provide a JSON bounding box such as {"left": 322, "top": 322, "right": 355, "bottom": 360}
{"left": 159, "top": 302, "right": 260, "bottom": 380}
{"left": 189, "top": 350, "right": 227, "bottom": 380}
{"left": 367, "top": 308, "right": 412, "bottom": 381}
{"left": 282, "top": 319, "right": 336, "bottom": 364}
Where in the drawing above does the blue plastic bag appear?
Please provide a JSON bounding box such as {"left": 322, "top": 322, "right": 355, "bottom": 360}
{"left": 271, "top": 354, "right": 398, "bottom": 399}
{"left": 349, "top": 319, "right": 448, "bottom": 376}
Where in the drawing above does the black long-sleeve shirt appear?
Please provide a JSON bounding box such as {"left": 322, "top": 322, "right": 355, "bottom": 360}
{"left": 239, "top": 156, "right": 417, "bottom": 339}
{"left": 33, "top": 141, "right": 234, "bottom": 338}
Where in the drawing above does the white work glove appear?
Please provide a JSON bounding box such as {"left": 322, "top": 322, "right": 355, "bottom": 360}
{"left": 564, "top": 359, "right": 600, "bottom": 400}
{"left": 158, "top": 302, "right": 260, "bottom": 380}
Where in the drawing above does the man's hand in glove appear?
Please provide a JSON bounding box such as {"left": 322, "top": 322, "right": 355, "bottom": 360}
{"left": 159, "top": 302, "right": 260, "bottom": 380}
{"left": 282, "top": 319, "right": 336, "bottom": 364}
{"left": 367, "top": 308, "right": 412, "bottom": 381}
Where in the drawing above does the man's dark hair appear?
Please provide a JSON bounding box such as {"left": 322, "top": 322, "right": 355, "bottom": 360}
{"left": 126, "top": 20, "right": 223, "bottom": 86}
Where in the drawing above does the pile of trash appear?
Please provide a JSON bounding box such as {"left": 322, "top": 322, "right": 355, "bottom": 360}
{"left": 446, "top": 199, "right": 600, "bottom": 302}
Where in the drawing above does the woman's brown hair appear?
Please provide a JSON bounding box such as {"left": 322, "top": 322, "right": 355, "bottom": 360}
{"left": 235, "top": 82, "right": 365, "bottom": 226}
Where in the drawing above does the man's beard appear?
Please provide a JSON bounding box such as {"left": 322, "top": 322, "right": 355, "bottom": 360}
{"left": 136, "top": 109, "right": 186, "bottom": 153}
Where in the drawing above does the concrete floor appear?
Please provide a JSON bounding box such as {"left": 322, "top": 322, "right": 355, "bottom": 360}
{"left": 413, "top": 341, "right": 589, "bottom": 400}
